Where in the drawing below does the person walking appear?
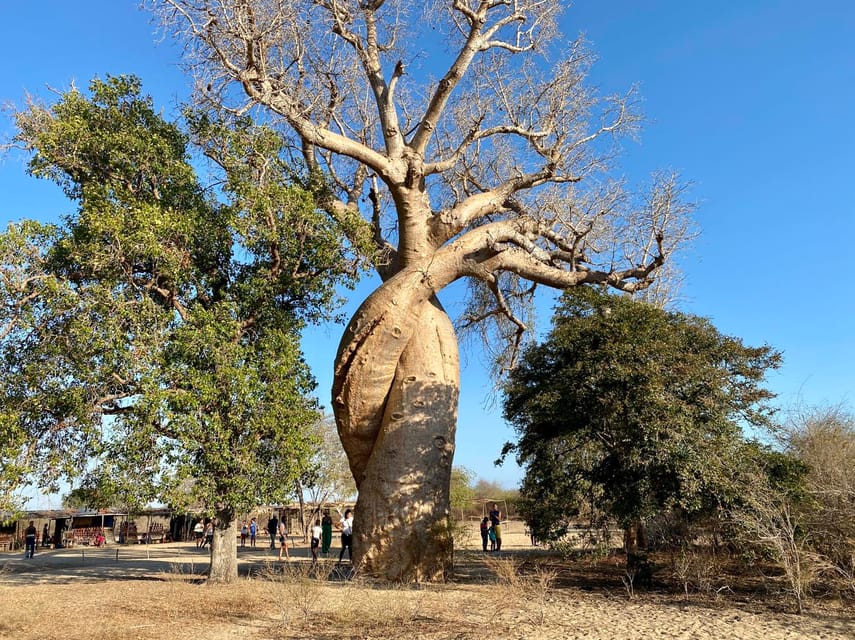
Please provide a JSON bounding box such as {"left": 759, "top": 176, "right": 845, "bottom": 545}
{"left": 337, "top": 509, "right": 354, "bottom": 563}
{"left": 200, "top": 519, "right": 213, "bottom": 549}
{"left": 240, "top": 521, "right": 248, "bottom": 547}
{"left": 24, "top": 521, "right": 37, "bottom": 558}
{"left": 321, "top": 511, "right": 333, "bottom": 555}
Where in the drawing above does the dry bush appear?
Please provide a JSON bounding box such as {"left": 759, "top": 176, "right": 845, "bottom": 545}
{"left": 260, "top": 559, "right": 333, "bottom": 625}
{"left": 670, "top": 547, "right": 729, "bottom": 599}
{"left": 483, "top": 555, "right": 558, "bottom": 626}
{"left": 732, "top": 479, "right": 817, "bottom": 613}
{"left": 786, "top": 406, "right": 855, "bottom": 593}
{"left": 256, "top": 560, "right": 464, "bottom": 636}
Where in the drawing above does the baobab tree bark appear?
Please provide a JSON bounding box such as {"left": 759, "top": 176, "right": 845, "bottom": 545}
{"left": 333, "top": 268, "right": 460, "bottom": 580}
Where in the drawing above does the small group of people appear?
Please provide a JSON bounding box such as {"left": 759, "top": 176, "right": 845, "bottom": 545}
{"left": 193, "top": 518, "right": 215, "bottom": 549}
{"left": 24, "top": 521, "right": 55, "bottom": 557}
{"left": 239, "top": 518, "right": 257, "bottom": 547}
{"left": 189, "top": 508, "right": 354, "bottom": 562}
{"left": 261, "top": 513, "right": 291, "bottom": 560}
{"left": 480, "top": 503, "right": 503, "bottom": 552}
{"left": 268, "top": 508, "right": 353, "bottom": 563}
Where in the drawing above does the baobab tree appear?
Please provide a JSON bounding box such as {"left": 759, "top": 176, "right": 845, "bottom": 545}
{"left": 154, "top": 0, "right": 694, "bottom": 581}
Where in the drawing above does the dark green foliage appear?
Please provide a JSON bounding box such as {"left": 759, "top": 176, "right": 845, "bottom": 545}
{"left": 502, "top": 287, "right": 782, "bottom": 546}
{"left": 1, "top": 76, "right": 363, "bottom": 524}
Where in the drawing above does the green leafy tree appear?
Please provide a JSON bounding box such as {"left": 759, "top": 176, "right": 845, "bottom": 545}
{"left": 502, "top": 287, "right": 782, "bottom": 564}
{"left": 62, "top": 479, "right": 119, "bottom": 511}
{"left": 449, "top": 466, "right": 476, "bottom": 517}
{"left": 0, "top": 220, "right": 82, "bottom": 516}
{"left": 2, "top": 75, "right": 364, "bottom": 581}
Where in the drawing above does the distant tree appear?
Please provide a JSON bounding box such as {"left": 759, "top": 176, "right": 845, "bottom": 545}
{"left": 154, "top": 0, "right": 695, "bottom": 581}
{"left": 2, "top": 75, "right": 364, "bottom": 581}
{"left": 472, "top": 478, "right": 519, "bottom": 515}
{"left": 502, "top": 287, "right": 782, "bottom": 564}
{"left": 450, "top": 466, "right": 476, "bottom": 517}
{"left": 62, "top": 480, "right": 117, "bottom": 511}
{"left": 296, "top": 414, "right": 357, "bottom": 536}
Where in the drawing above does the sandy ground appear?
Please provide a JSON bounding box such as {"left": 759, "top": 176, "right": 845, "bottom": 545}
{"left": 0, "top": 527, "right": 852, "bottom": 640}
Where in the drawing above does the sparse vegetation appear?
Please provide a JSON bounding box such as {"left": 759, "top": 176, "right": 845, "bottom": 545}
{"left": 1, "top": 532, "right": 853, "bottom": 640}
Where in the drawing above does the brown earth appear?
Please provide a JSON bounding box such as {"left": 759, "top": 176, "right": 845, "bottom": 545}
{"left": 0, "top": 525, "right": 852, "bottom": 640}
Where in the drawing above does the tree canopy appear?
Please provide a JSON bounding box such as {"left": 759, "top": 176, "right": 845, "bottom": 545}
{"left": 1, "top": 75, "right": 363, "bottom": 580}
{"left": 502, "top": 287, "right": 782, "bottom": 547}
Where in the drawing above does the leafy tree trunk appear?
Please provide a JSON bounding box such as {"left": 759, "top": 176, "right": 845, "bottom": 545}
{"left": 334, "top": 274, "right": 459, "bottom": 581}
{"left": 208, "top": 508, "right": 238, "bottom": 583}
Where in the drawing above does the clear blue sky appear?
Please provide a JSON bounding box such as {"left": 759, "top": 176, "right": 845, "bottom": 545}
{"left": 1, "top": 1, "right": 853, "bottom": 495}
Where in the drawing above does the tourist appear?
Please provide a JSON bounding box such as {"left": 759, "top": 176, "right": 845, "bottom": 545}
{"left": 489, "top": 503, "right": 503, "bottom": 551}
{"left": 278, "top": 519, "right": 290, "bottom": 561}
{"left": 310, "top": 519, "right": 322, "bottom": 563}
{"left": 24, "top": 520, "right": 37, "bottom": 558}
{"left": 200, "top": 519, "right": 214, "bottom": 549}
{"left": 240, "top": 521, "right": 248, "bottom": 547}
{"left": 480, "top": 517, "right": 490, "bottom": 552}
{"left": 249, "top": 517, "right": 257, "bottom": 547}
{"left": 337, "top": 509, "right": 354, "bottom": 563}
{"left": 321, "top": 511, "right": 333, "bottom": 555}
{"left": 193, "top": 520, "right": 205, "bottom": 548}
{"left": 41, "top": 523, "right": 50, "bottom": 548}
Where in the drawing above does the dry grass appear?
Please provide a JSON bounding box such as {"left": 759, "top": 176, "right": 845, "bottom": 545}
{"left": 0, "top": 579, "right": 267, "bottom": 640}
{"left": 1, "top": 532, "right": 854, "bottom": 640}
{"left": 3, "top": 566, "right": 854, "bottom": 640}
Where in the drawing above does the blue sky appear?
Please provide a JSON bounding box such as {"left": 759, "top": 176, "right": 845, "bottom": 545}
{"left": 1, "top": 1, "right": 853, "bottom": 494}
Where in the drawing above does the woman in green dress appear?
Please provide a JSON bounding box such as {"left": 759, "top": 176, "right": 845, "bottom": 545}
{"left": 321, "top": 511, "right": 333, "bottom": 555}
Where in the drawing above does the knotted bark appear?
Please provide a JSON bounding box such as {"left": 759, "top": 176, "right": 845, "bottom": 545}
{"left": 333, "top": 269, "right": 459, "bottom": 581}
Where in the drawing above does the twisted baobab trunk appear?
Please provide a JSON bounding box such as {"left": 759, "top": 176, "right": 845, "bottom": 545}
{"left": 333, "top": 268, "right": 459, "bottom": 581}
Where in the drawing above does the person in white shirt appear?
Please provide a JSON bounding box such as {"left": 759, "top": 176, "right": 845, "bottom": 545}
{"left": 310, "top": 519, "right": 323, "bottom": 563}
{"left": 193, "top": 520, "right": 205, "bottom": 548}
{"left": 337, "top": 509, "right": 354, "bottom": 562}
